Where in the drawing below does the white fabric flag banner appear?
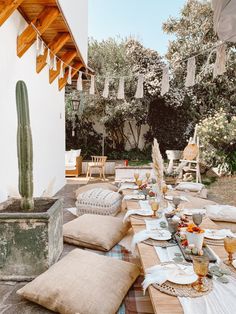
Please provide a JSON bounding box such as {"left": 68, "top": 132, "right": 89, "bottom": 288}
{"left": 185, "top": 56, "right": 196, "bottom": 87}
{"left": 46, "top": 49, "right": 51, "bottom": 66}
{"left": 67, "top": 66, "right": 72, "bottom": 84}
{"left": 38, "top": 40, "right": 45, "bottom": 56}
{"left": 135, "top": 74, "right": 144, "bottom": 98}
{"left": 89, "top": 75, "right": 95, "bottom": 95}
{"left": 52, "top": 55, "right": 57, "bottom": 71}
{"left": 102, "top": 77, "right": 110, "bottom": 98}
{"left": 59, "top": 61, "right": 64, "bottom": 79}
{"left": 213, "top": 44, "right": 226, "bottom": 78}
{"left": 117, "top": 77, "right": 125, "bottom": 99}
{"left": 161, "top": 66, "right": 170, "bottom": 96}
{"left": 36, "top": 34, "right": 40, "bottom": 51}
{"left": 77, "top": 71, "right": 83, "bottom": 91}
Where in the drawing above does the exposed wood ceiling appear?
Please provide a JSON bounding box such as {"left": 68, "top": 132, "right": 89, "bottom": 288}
{"left": 0, "top": 0, "right": 89, "bottom": 91}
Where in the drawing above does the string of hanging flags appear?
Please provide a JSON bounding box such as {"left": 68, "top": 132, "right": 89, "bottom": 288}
{"left": 32, "top": 22, "right": 233, "bottom": 99}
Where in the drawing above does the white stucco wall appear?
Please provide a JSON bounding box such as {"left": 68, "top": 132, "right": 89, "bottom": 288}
{"left": 0, "top": 10, "right": 66, "bottom": 200}
{"left": 58, "top": 0, "right": 88, "bottom": 65}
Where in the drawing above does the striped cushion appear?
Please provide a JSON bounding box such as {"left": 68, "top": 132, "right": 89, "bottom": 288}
{"left": 76, "top": 188, "right": 122, "bottom": 216}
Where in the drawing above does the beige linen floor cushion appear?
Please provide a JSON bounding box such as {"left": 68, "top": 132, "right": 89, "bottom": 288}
{"left": 63, "top": 214, "right": 130, "bottom": 251}
{"left": 76, "top": 187, "right": 122, "bottom": 216}
{"left": 17, "top": 249, "right": 140, "bottom": 314}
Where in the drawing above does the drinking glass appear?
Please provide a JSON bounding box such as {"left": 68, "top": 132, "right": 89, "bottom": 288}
{"left": 161, "top": 184, "right": 168, "bottom": 198}
{"left": 146, "top": 172, "right": 151, "bottom": 183}
{"left": 167, "top": 218, "right": 179, "bottom": 236}
{"left": 224, "top": 236, "right": 236, "bottom": 265}
{"left": 173, "top": 197, "right": 181, "bottom": 209}
{"left": 136, "top": 179, "right": 143, "bottom": 189}
{"left": 149, "top": 199, "right": 159, "bottom": 217}
{"left": 134, "top": 172, "right": 139, "bottom": 182}
{"left": 192, "top": 256, "right": 209, "bottom": 292}
{"left": 192, "top": 213, "right": 203, "bottom": 227}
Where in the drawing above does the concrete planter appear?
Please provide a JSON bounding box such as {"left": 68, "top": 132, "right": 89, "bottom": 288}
{"left": 0, "top": 198, "right": 63, "bottom": 281}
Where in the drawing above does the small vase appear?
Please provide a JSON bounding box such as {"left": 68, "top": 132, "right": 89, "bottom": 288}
{"left": 186, "top": 231, "right": 204, "bottom": 250}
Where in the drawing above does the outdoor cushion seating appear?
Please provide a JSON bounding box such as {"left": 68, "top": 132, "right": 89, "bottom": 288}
{"left": 63, "top": 214, "right": 129, "bottom": 251}
{"left": 175, "top": 182, "right": 204, "bottom": 192}
{"left": 205, "top": 205, "right": 236, "bottom": 223}
{"left": 65, "top": 149, "right": 82, "bottom": 177}
{"left": 76, "top": 187, "right": 122, "bottom": 216}
{"left": 17, "top": 249, "right": 140, "bottom": 314}
{"left": 75, "top": 182, "right": 119, "bottom": 198}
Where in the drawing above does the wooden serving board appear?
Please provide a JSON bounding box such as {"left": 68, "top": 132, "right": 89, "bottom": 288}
{"left": 174, "top": 234, "right": 217, "bottom": 263}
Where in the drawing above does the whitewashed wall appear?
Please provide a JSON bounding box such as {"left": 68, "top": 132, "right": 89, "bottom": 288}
{"left": 0, "top": 11, "right": 66, "bottom": 200}
{"left": 58, "top": 0, "right": 88, "bottom": 65}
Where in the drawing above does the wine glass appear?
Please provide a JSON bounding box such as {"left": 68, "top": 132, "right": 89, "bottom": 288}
{"left": 136, "top": 179, "right": 143, "bottom": 189}
{"left": 161, "top": 184, "right": 168, "bottom": 198}
{"left": 145, "top": 172, "right": 151, "bottom": 183}
{"left": 192, "top": 256, "right": 209, "bottom": 292}
{"left": 134, "top": 172, "right": 139, "bottom": 182}
{"left": 150, "top": 199, "right": 159, "bottom": 217}
{"left": 224, "top": 236, "right": 236, "bottom": 265}
{"left": 192, "top": 213, "right": 203, "bottom": 227}
{"left": 173, "top": 197, "right": 181, "bottom": 210}
{"left": 167, "top": 218, "right": 179, "bottom": 237}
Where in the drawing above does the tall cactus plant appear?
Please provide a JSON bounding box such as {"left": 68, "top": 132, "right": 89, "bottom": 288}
{"left": 16, "top": 81, "right": 34, "bottom": 211}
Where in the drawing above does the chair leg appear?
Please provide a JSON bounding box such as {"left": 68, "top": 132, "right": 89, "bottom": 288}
{"left": 102, "top": 166, "right": 106, "bottom": 180}
{"left": 86, "top": 166, "right": 89, "bottom": 179}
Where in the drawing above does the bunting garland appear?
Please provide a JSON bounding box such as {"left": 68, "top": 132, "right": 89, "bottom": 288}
{"left": 89, "top": 75, "right": 95, "bottom": 95}
{"left": 161, "top": 66, "right": 169, "bottom": 96}
{"left": 67, "top": 66, "right": 72, "bottom": 84}
{"left": 213, "top": 44, "right": 226, "bottom": 78}
{"left": 135, "top": 74, "right": 144, "bottom": 99}
{"left": 102, "top": 77, "right": 110, "bottom": 98}
{"left": 117, "top": 77, "right": 125, "bottom": 99}
{"left": 31, "top": 22, "right": 233, "bottom": 98}
{"left": 77, "top": 71, "right": 83, "bottom": 91}
{"left": 185, "top": 56, "right": 196, "bottom": 87}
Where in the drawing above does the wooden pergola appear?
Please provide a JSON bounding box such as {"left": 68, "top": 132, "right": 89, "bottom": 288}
{"left": 0, "top": 0, "right": 89, "bottom": 90}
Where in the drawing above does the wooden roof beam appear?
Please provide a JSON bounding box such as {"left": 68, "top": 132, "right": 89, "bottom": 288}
{"left": 0, "top": 0, "right": 24, "bottom": 26}
{"left": 36, "top": 32, "right": 70, "bottom": 73}
{"left": 17, "top": 6, "right": 60, "bottom": 57}
{"left": 49, "top": 50, "right": 77, "bottom": 83}
{"left": 58, "top": 61, "right": 83, "bottom": 91}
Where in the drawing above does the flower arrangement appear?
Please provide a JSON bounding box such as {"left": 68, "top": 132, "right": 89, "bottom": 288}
{"left": 186, "top": 223, "right": 204, "bottom": 234}
{"left": 152, "top": 138, "right": 164, "bottom": 191}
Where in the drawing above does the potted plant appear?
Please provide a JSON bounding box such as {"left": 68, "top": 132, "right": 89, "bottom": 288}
{"left": 164, "top": 170, "right": 179, "bottom": 185}
{"left": 0, "top": 81, "right": 63, "bottom": 281}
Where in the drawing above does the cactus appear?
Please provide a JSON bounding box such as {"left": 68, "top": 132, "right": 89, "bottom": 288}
{"left": 16, "top": 81, "right": 34, "bottom": 211}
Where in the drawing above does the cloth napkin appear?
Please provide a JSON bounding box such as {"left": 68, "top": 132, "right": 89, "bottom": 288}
{"left": 179, "top": 276, "right": 236, "bottom": 314}
{"left": 66, "top": 207, "right": 77, "bottom": 216}
{"left": 123, "top": 208, "right": 153, "bottom": 222}
{"left": 205, "top": 229, "right": 235, "bottom": 238}
{"left": 142, "top": 263, "right": 194, "bottom": 293}
{"left": 118, "top": 183, "right": 138, "bottom": 191}
{"left": 131, "top": 229, "right": 171, "bottom": 253}
{"left": 124, "top": 194, "right": 145, "bottom": 201}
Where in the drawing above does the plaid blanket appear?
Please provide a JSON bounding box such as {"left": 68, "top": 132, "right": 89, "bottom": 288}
{"left": 86, "top": 245, "right": 154, "bottom": 314}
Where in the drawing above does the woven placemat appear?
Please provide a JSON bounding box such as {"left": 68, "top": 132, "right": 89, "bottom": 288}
{"left": 142, "top": 238, "right": 176, "bottom": 248}
{"left": 153, "top": 278, "right": 213, "bottom": 298}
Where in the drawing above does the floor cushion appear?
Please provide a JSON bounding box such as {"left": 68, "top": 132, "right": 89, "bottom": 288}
{"left": 76, "top": 187, "right": 122, "bottom": 216}
{"left": 205, "top": 205, "right": 236, "bottom": 223}
{"left": 175, "top": 182, "right": 205, "bottom": 192}
{"left": 63, "top": 214, "right": 130, "bottom": 251}
{"left": 17, "top": 249, "right": 140, "bottom": 314}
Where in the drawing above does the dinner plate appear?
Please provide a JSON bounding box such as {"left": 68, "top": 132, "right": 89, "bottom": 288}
{"left": 183, "top": 208, "right": 206, "bottom": 216}
{"left": 167, "top": 267, "right": 198, "bottom": 285}
{"left": 204, "top": 230, "right": 226, "bottom": 240}
{"left": 149, "top": 230, "right": 172, "bottom": 241}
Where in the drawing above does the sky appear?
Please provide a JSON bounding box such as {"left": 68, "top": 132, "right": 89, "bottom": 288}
{"left": 88, "top": 0, "right": 186, "bottom": 56}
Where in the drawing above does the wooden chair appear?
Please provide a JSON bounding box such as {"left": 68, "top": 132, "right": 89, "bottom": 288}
{"left": 86, "top": 156, "right": 107, "bottom": 180}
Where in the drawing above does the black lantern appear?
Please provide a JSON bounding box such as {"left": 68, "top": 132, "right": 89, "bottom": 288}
{"left": 71, "top": 99, "right": 79, "bottom": 111}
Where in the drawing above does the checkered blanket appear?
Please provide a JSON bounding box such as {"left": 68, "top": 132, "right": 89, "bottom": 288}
{"left": 86, "top": 244, "right": 154, "bottom": 314}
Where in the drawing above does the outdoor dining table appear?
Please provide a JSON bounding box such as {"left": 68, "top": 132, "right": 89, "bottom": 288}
{"left": 125, "top": 196, "right": 229, "bottom": 314}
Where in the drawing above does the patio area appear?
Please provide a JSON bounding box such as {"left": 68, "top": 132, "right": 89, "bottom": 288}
{"left": 0, "top": 0, "right": 236, "bottom": 313}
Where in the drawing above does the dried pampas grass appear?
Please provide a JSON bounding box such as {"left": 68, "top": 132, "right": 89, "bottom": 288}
{"left": 152, "top": 138, "right": 164, "bottom": 190}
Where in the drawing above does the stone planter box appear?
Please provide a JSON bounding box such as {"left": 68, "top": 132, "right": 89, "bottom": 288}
{"left": 0, "top": 198, "right": 63, "bottom": 281}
